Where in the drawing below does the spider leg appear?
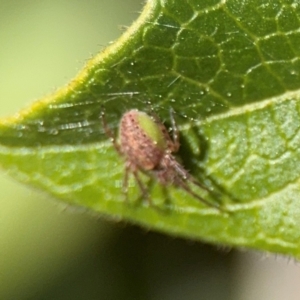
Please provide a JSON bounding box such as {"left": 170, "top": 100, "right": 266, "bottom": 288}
{"left": 171, "top": 159, "right": 212, "bottom": 193}
{"left": 122, "top": 163, "right": 130, "bottom": 202}
{"left": 169, "top": 108, "right": 180, "bottom": 152}
{"left": 100, "top": 110, "right": 122, "bottom": 154}
{"left": 124, "top": 162, "right": 150, "bottom": 204}
{"left": 176, "top": 177, "right": 222, "bottom": 210}
{"left": 187, "top": 174, "right": 212, "bottom": 193}
{"left": 132, "top": 169, "right": 150, "bottom": 204}
{"left": 172, "top": 159, "right": 190, "bottom": 181}
{"left": 171, "top": 159, "right": 223, "bottom": 210}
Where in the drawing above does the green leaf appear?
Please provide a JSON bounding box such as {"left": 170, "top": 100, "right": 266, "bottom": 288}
{"left": 1, "top": 0, "right": 300, "bottom": 258}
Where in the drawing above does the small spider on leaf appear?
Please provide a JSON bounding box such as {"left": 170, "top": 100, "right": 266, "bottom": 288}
{"left": 101, "top": 108, "right": 222, "bottom": 210}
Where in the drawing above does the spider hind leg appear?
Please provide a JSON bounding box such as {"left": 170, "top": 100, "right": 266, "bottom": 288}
{"left": 171, "top": 161, "right": 222, "bottom": 210}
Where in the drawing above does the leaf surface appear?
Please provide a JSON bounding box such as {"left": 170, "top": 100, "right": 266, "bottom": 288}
{"left": 1, "top": 0, "right": 300, "bottom": 257}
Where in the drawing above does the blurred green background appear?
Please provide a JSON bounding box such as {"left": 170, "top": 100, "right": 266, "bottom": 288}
{"left": 1, "top": 1, "right": 300, "bottom": 299}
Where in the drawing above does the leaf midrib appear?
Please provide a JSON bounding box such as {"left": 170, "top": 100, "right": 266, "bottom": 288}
{"left": 182, "top": 89, "right": 300, "bottom": 130}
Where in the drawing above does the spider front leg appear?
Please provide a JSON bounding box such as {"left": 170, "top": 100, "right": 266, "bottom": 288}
{"left": 100, "top": 110, "right": 122, "bottom": 154}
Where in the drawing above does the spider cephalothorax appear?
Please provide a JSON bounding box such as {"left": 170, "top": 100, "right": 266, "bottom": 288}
{"left": 101, "top": 109, "right": 220, "bottom": 209}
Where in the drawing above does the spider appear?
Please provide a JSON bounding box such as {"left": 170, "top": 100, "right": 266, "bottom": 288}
{"left": 101, "top": 108, "right": 220, "bottom": 209}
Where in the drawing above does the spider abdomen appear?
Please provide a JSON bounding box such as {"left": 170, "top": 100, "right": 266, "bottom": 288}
{"left": 119, "top": 110, "right": 168, "bottom": 170}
